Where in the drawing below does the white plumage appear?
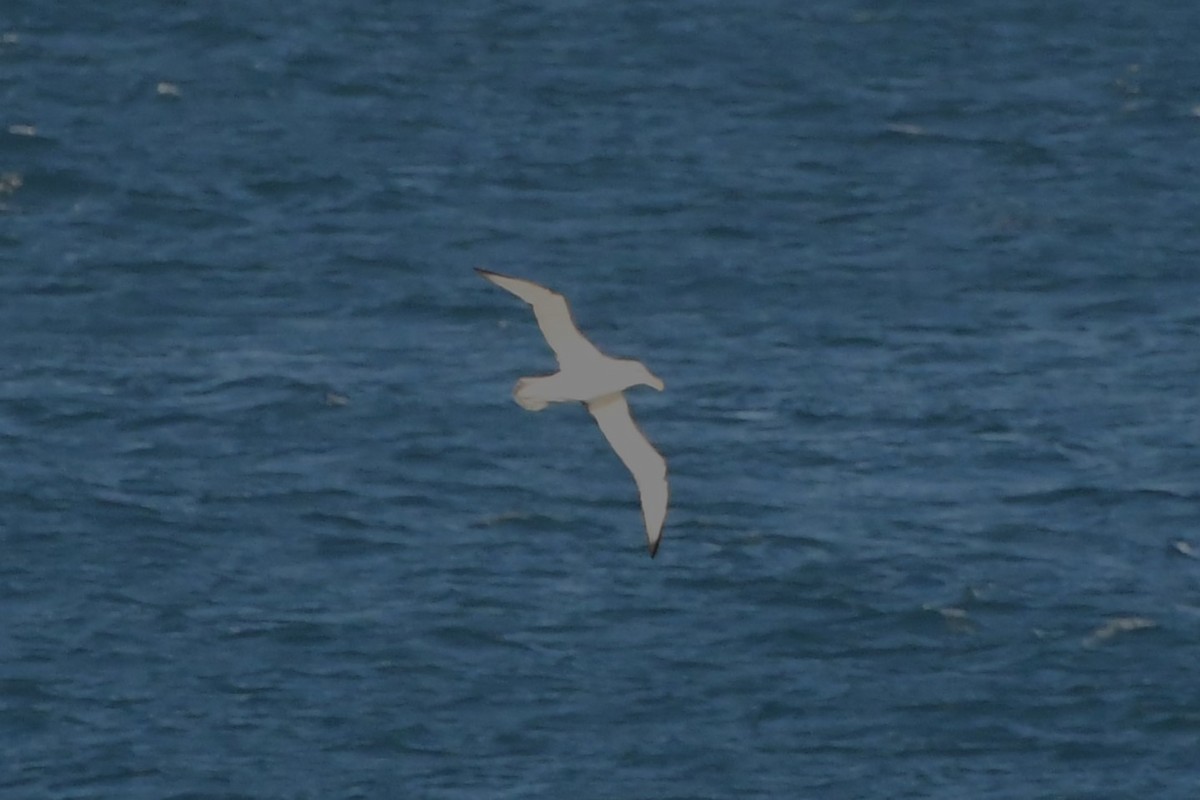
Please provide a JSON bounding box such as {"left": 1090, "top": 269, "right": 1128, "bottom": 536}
{"left": 477, "top": 268, "right": 669, "bottom": 557}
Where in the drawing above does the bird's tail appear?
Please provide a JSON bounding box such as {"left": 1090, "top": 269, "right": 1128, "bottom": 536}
{"left": 513, "top": 377, "right": 550, "bottom": 411}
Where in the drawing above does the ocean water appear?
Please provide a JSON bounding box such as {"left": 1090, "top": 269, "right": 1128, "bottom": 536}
{"left": 3, "top": 1, "right": 1199, "bottom": 797}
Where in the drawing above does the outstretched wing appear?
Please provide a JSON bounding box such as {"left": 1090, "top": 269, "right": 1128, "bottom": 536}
{"left": 587, "top": 392, "right": 669, "bottom": 557}
{"left": 476, "top": 269, "right": 602, "bottom": 367}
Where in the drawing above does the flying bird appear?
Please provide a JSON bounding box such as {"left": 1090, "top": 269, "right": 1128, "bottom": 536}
{"left": 476, "top": 268, "right": 669, "bottom": 557}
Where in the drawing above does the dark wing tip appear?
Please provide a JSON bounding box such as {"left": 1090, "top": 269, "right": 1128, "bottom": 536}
{"left": 648, "top": 538, "right": 661, "bottom": 558}
{"left": 476, "top": 267, "right": 519, "bottom": 281}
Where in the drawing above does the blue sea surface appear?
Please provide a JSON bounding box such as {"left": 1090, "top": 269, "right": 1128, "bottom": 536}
{"left": 3, "top": 1, "right": 1200, "bottom": 797}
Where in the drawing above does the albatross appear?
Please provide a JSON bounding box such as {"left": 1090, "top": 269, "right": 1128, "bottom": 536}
{"left": 476, "top": 268, "right": 669, "bottom": 557}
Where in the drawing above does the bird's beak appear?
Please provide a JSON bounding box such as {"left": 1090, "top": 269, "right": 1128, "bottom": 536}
{"left": 650, "top": 374, "right": 665, "bottom": 392}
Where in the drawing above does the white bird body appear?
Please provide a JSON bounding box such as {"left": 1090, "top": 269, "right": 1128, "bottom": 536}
{"left": 477, "top": 268, "right": 669, "bottom": 557}
{"left": 513, "top": 357, "right": 654, "bottom": 410}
